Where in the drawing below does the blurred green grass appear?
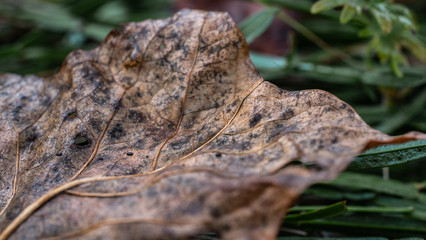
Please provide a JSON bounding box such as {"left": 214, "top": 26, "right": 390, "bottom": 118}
{"left": 0, "top": 0, "right": 173, "bottom": 75}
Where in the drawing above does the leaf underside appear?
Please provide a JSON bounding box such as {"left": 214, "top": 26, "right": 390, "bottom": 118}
{"left": 0, "top": 9, "right": 424, "bottom": 240}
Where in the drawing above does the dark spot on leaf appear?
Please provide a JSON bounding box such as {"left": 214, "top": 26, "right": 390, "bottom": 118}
{"left": 222, "top": 224, "right": 231, "bottom": 231}
{"left": 65, "top": 111, "right": 77, "bottom": 120}
{"left": 282, "top": 108, "right": 295, "bottom": 119}
{"left": 215, "top": 153, "right": 222, "bottom": 158}
{"left": 127, "top": 152, "right": 134, "bottom": 156}
{"left": 216, "top": 138, "right": 227, "bottom": 147}
{"left": 22, "top": 131, "right": 38, "bottom": 143}
{"left": 127, "top": 168, "right": 139, "bottom": 175}
{"left": 304, "top": 162, "right": 323, "bottom": 171}
{"left": 241, "top": 141, "right": 251, "bottom": 150}
{"left": 89, "top": 119, "right": 103, "bottom": 133}
{"left": 285, "top": 160, "right": 303, "bottom": 167}
{"left": 55, "top": 152, "right": 62, "bottom": 157}
{"left": 249, "top": 113, "right": 262, "bottom": 128}
{"left": 134, "top": 139, "right": 146, "bottom": 149}
{"left": 19, "top": 95, "right": 28, "bottom": 101}
{"left": 169, "top": 137, "right": 189, "bottom": 150}
{"left": 210, "top": 207, "right": 221, "bottom": 218}
{"left": 109, "top": 123, "right": 125, "bottom": 139}
{"left": 128, "top": 110, "right": 146, "bottom": 123}
{"left": 91, "top": 94, "right": 107, "bottom": 105}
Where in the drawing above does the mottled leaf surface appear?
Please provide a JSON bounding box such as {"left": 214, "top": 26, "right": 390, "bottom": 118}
{"left": 0, "top": 9, "right": 424, "bottom": 240}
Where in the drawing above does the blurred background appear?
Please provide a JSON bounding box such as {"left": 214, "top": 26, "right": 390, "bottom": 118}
{"left": 1, "top": 0, "right": 426, "bottom": 238}
{"left": 1, "top": 0, "right": 425, "bottom": 137}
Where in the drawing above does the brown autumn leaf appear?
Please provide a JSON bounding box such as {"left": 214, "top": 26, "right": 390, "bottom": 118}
{"left": 0, "top": 9, "right": 425, "bottom": 240}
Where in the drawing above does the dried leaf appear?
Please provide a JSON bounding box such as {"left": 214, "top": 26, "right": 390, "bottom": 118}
{"left": 0, "top": 9, "right": 424, "bottom": 240}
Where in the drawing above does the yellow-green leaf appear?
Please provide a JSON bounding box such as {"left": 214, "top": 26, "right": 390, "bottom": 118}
{"left": 372, "top": 8, "right": 393, "bottom": 34}
{"left": 340, "top": 4, "right": 356, "bottom": 24}
{"left": 311, "top": 0, "right": 348, "bottom": 14}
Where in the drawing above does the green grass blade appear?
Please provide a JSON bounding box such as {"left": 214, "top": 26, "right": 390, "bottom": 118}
{"left": 361, "top": 67, "right": 426, "bottom": 88}
{"left": 285, "top": 201, "right": 347, "bottom": 223}
{"left": 327, "top": 172, "right": 418, "bottom": 199}
{"left": 239, "top": 7, "right": 280, "bottom": 44}
{"left": 83, "top": 23, "right": 113, "bottom": 42}
{"left": 349, "top": 140, "right": 426, "bottom": 169}
{"left": 290, "top": 205, "right": 413, "bottom": 213}
{"left": 395, "top": 238, "right": 425, "bottom": 240}
{"left": 15, "top": 1, "right": 80, "bottom": 32}
{"left": 261, "top": 0, "right": 341, "bottom": 20}
{"left": 298, "top": 214, "right": 426, "bottom": 237}
{"left": 294, "top": 63, "right": 360, "bottom": 84}
{"left": 304, "top": 187, "right": 376, "bottom": 201}
{"left": 374, "top": 196, "right": 426, "bottom": 221}
{"left": 376, "top": 87, "right": 426, "bottom": 134}
{"left": 346, "top": 206, "right": 413, "bottom": 213}
{"left": 250, "top": 52, "right": 287, "bottom": 70}
{"left": 277, "top": 238, "right": 388, "bottom": 240}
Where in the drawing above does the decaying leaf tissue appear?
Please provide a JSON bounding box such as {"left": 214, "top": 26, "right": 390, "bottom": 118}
{"left": 0, "top": 9, "right": 424, "bottom": 240}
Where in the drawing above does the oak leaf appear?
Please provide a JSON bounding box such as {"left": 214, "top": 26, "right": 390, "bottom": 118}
{"left": 0, "top": 9, "right": 424, "bottom": 240}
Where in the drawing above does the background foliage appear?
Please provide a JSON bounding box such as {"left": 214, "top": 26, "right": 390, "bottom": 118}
{"left": 0, "top": 0, "right": 425, "bottom": 239}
